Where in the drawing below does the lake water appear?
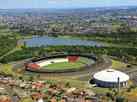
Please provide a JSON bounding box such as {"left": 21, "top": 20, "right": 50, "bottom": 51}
{"left": 23, "top": 36, "right": 103, "bottom": 47}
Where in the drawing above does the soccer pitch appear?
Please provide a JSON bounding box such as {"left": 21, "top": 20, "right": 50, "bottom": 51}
{"left": 41, "top": 57, "right": 93, "bottom": 71}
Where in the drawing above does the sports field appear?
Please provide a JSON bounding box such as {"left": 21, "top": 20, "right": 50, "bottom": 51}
{"left": 41, "top": 57, "right": 94, "bottom": 71}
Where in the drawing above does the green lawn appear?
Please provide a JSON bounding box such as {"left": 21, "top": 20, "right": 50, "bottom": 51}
{"left": 111, "top": 59, "right": 127, "bottom": 69}
{"left": 41, "top": 57, "right": 93, "bottom": 71}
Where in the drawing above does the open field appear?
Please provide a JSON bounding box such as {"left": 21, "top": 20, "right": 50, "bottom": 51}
{"left": 111, "top": 59, "right": 127, "bottom": 69}
{"left": 42, "top": 61, "right": 84, "bottom": 70}
{"left": 37, "top": 58, "right": 68, "bottom": 67}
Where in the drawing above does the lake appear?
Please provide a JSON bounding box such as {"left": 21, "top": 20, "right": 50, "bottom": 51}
{"left": 23, "top": 36, "right": 103, "bottom": 47}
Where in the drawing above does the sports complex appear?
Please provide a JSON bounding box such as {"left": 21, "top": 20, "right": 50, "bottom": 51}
{"left": 25, "top": 54, "right": 96, "bottom": 73}
{"left": 25, "top": 53, "right": 130, "bottom": 88}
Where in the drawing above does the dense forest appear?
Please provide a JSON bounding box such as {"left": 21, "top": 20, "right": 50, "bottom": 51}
{"left": 0, "top": 35, "right": 17, "bottom": 57}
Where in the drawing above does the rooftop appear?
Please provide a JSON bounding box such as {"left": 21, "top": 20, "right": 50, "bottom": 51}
{"left": 93, "top": 69, "right": 129, "bottom": 83}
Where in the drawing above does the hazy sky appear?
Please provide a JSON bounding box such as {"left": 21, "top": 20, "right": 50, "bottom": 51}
{"left": 1, "top": 0, "right": 137, "bottom": 9}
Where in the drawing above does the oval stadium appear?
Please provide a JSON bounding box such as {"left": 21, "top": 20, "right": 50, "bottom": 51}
{"left": 25, "top": 54, "right": 96, "bottom": 73}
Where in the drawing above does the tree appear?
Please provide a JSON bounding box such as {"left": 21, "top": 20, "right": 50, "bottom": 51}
{"left": 116, "top": 96, "right": 127, "bottom": 102}
{"left": 0, "top": 64, "right": 15, "bottom": 76}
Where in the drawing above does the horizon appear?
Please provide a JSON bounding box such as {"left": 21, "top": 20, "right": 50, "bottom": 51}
{"left": 1, "top": 0, "right": 137, "bottom": 9}
{"left": 0, "top": 5, "right": 136, "bottom": 10}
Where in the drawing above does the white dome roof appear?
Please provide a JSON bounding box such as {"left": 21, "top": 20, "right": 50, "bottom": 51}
{"left": 93, "top": 69, "right": 129, "bottom": 83}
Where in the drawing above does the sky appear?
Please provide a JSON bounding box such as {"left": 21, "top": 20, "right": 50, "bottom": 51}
{"left": 1, "top": 0, "right": 137, "bottom": 9}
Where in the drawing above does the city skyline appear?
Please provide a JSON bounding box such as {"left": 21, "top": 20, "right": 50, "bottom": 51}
{"left": 1, "top": 0, "right": 137, "bottom": 9}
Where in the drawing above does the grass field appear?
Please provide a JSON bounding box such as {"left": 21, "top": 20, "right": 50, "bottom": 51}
{"left": 111, "top": 59, "right": 127, "bottom": 69}
{"left": 41, "top": 57, "right": 93, "bottom": 71}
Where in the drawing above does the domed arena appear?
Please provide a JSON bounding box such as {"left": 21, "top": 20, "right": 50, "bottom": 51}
{"left": 93, "top": 69, "right": 129, "bottom": 88}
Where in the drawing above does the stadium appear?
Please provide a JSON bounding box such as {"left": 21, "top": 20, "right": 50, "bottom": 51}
{"left": 25, "top": 54, "right": 96, "bottom": 73}
{"left": 93, "top": 69, "right": 130, "bottom": 88}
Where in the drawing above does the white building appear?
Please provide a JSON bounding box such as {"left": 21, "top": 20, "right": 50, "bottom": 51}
{"left": 93, "top": 69, "right": 129, "bottom": 88}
